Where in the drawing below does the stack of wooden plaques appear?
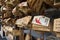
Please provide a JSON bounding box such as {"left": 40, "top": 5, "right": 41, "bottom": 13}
{"left": 1, "top": 0, "right": 60, "bottom": 40}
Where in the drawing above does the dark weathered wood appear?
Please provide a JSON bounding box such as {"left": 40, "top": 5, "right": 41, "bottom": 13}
{"left": 12, "top": 6, "right": 32, "bottom": 17}
{"left": 44, "top": 0, "right": 55, "bottom": 8}
{"left": 27, "top": 0, "right": 43, "bottom": 13}
{"left": 27, "top": 0, "right": 55, "bottom": 13}
{"left": 2, "top": 10, "right": 12, "bottom": 19}
{"left": 53, "top": 0, "right": 60, "bottom": 8}
{"left": 5, "top": 0, "right": 20, "bottom": 7}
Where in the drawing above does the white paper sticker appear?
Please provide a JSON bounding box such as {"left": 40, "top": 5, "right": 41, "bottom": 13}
{"left": 32, "top": 16, "right": 50, "bottom": 26}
